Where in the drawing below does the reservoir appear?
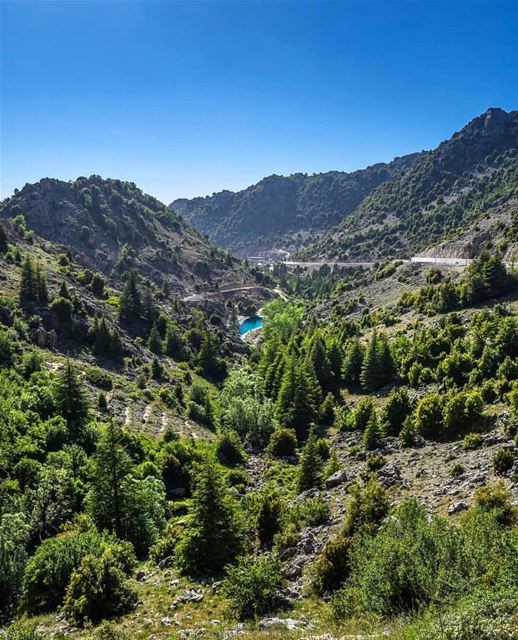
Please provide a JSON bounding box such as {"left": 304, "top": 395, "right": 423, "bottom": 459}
{"left": 239, "top": 315, "right": 263, "bottom": 335}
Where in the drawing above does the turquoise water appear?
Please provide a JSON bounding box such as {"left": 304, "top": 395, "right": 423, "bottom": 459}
{"left": 239, "top": 315, "right": 263, "bottom": 335}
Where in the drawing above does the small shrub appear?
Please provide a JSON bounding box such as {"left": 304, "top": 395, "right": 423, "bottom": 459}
{"left": 86, "top": 367, "right": 113, "bottom": 390}
{"left": 450, "top": 463, "right": 465, "bottom": 477}
{"left": 268, "top": 428, "right": 297, "bottom": 457}
{"left": 216, "top": 430, "right": 245, "bottom": 466}
{"left": 366, "top": 454, "right": 386, "bottom": 472}
{"left": 222, "top": 554, "right": 286, "bottom": 620}
{"left": 255, "top": 487, "right": 284, "bottom": 546}
{"left": 463, "top": 432, "right": 483, "bottom": 450}
{"left": 492, "top": 448, "right": 515, "bottom": 475}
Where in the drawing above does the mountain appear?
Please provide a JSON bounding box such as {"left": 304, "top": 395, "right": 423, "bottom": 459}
{"left": 302, "top": 108, "right": 518, "bottom": 261}
{"left": 0, "top": 175, "right": 255, "bottom": 295}
{"left": 171, "top": 154, "right": 421, "bottom": 257}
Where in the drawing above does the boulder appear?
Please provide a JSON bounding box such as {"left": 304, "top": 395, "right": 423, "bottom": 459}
{"left": 325, "top": 469, "right": 348, "bottom": 489}
{"left": 448, "top": 501, "right": 469, "bottom": 515}
{"left": 378, "top": 461, "right": 401, "bottom": 487}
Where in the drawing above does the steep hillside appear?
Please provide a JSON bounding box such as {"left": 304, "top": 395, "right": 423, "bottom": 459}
{"left": 0, "top": 176, "right": 255, "bottom": 295}
{"left": 172, "top": 154, "right": 420, "bottom": 256}
{"left": 302, "top": 108, "right": 518, "bottom": 261}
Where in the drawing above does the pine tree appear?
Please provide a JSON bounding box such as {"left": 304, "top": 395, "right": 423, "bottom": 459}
{"left": 53, "top": 360, "right": 89, "bottom": 440}
{"left": 306, "top": 333, "right": 334, "bottom": 396}
{"left": 380, "top": 388, "right": 411, "bottom": 436}
{"left": 94, "top": 318, "right": 112, "bottom": 355}
{"left": 164, "top": 322, "right": 187, "bottom": 360}
{"left": 35, "top": 264, "right": 48, "bottom": 303}
{"left": 342, "top": 336, "right": 364, "bottom": 387}
{"left": 376, "top": 332, "right": 394, "bottom": 387}
{"left": 119, "top": 270, "right": 141, "bottom": 322}
{"left": 0, "top": 222, "right": 8, "bottom": 253}
{"left": 176, "top": 460, "right": 244, "bottom": 575}
{"left": 360, "top": 330, "right": 379, "bottom": 391}
{"left": 481, "top": 252, "right": 507, "bottom": 297}
{"left": 87, "top": 421, "right": 133, "bottom": 538}
{"left": 110, "top": 328, "right": 124, "bottom": 359}
{"left": 147, "top": 322, "right": 163, "bottom": 354}
{"left": 198, "top": 331, "right": 221, "bottom": 379}
{"left": 363, "top": 414, "right": 380, "bottom": 451}
{"left": 297, "top": 428, "right": 322, "bottom": 492}
{"left": 142, "top": 287, "right": 156, "bottom": 329}
{"left": 59, "top": 281, "right": 70, "bottom": 299}
{"left": 327, "top": 340, "right": 343, "bottom": 388}
{"left": 19, "top": 256, "right": 35, "bottom": 309}
{"left": 276, "top": 359, "right": 317, "bottom": 441}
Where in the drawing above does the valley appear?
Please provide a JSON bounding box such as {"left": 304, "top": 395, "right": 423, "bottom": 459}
{"left": 1, "top": 112, "right": 517, "bottom": 640}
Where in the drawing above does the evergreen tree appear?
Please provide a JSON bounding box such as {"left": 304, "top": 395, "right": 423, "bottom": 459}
{"left": 110, "top": 329, "right": 124, "bottom": 359}
{"left": 360, "top": 330, "right": 380, "bottom": 391}
{"left": 59, "top": 281, "right": 70, "bottom": 299}
{"left": 94, "top": 318, "right": 112, "bottom": 355}
{"left": 19, "top": 256, "right": 36, "bottom": 309}
{"left": 376, "top": 332, "right": 394, "bottom": 387}
{"left": 148, "top": 322, "right": 163, "bottom": 354}
{"left": 142, "top": 287, "right": 156, "bottom": 329}
{"left": 481, "top": 252, "right": 507, "bottom": 297}
{"left": 363, "top": 414, "right": 380, "bottom": 451}
{"left": 342, "top": 336, "right": 364, "bottom": 387}
{"left": 53, "top": 360, "right": 90, "bottom": 440}
{"left": 306, "top": 333, "right": 334, "bottom": 396}
{"left": 87, "top": 421, "right": 132, "bottom": 539}
{"left": 35, "top": 264, "right": 48, "bottom": 303}
{"left": 297, "top": 428, "right": 322, "bottom": 492}
{"left": 198, "top": 331, "right": 223, "bottom": 380}
{"left": 164, "top": 322, "right": 187, "bottom": 360}
{"left": 276, "top": 359, "right": 317, "bottom": 441}
{"left": 175, "top": 460, "right": 244, "bottom": 575}
{"left": 327, "top": 340, "right": 343, "bottom": 388}
{"left": 380, "top": 388, "right": 412, "bottom": 436}
{"left": 0, "top": 222, "right": 8, "bottom": 253}
{"left": 119, "top": 270, "right": 141, "bottom": 322}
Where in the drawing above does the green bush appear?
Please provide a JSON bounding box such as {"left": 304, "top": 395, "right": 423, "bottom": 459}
{"left": 216, "top": 430, "right": 245, "bottom": 466}
{"left": 492, "top": 448, "right": 515, "bottom": 475}
{"left": 222, "top": 553, "right": 286, "bottom": 620}
{"left": 255, "top": 488, "right": 284, "bottom": 546}
{"left": 23, "top": 529, "right": 135, "bottom": 613}
{"left": 331, "top": 499, "right": 517, "bottom": 620}
{"left": 268, "top": 428, "right": 297, "bottom": 457}
{"left": 149, "top": 520, "right": 185, "bottom": 564}
{"left": 62, "top": 548, "right": 137, "bottom": 625}
{"left": 414, "top": 588, "right": 518, "bottom": 640}
{"left": 366, "top": 454, "right": 387, "bottom": 472}
{"left": 463, "top": 432, "right": 483, "bottom": 450}
{"left": 86, "top": 367, "right": 113, "bottom": 390}
{"left": 23, "top": 530, "right": 104, "bottom": 613}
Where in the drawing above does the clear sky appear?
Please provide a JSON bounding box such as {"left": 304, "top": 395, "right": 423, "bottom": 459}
{"left": 1, "top": 0, "right": 517, "bottom": 203}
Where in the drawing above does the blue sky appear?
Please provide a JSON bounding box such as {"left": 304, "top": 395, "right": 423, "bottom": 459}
{"left": 1, "top": 1, "right": 517, "bottom": 203}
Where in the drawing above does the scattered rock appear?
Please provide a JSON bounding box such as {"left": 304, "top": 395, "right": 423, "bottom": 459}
{"left": 136, "top": 569, "right": 146, "bottom": 581}
{"left": 258, "top": 617, "right": 309, "bottom": 631}
{"left": 378, "top": 461, "right": 401, "bottom": 487}
{"left": 325, "top": 469, "right": 348, "bottom": 489}
{"left": 282, "top": 556, "right": 307, "bottom": 580}
{"left": 172, "top": 589, "right": 204, "bottom": 606}
{"left": 448, "top": 501, "right": 469, "bottom": 515}
{"left": 158, "top": 555, "right": 174, "bottom": 569}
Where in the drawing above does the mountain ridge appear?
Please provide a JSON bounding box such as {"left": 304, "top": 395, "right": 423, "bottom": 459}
{"left": 171, "top": 153, "right": 422, "bottom": 256}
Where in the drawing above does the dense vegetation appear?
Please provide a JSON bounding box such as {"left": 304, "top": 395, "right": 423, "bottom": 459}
{"left": 1, "top": 178, "right": 517, "bottom": 640}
